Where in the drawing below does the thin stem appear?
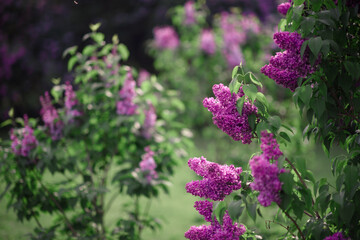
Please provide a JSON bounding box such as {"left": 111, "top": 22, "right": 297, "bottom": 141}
{"left": 285, "top": 158, "right": 320, "bottom": 219}
{"left": 283, "top": 210, "right": 305, "bottom": 240}
{"left": 34, "top": 174, "right": 77, "bottom": 237}
{"left": 32, "top": 212, "right": 43, "bottom": 229}
{"left": 143, "top": 197, "right": 152, "bottom": 219}
{"left": 265, "top": 220, "right": 296, "bottom": 238}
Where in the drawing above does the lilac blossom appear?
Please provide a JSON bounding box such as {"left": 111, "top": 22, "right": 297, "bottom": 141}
{"left": 40, "top": 91, "right": 63, "bottom": 140}
{"left": 277, "top": 2, "right": 291, "bottom": 15}
{"left": 139, "top": 146, "right": 158, "bottom": 183}
{"left": 261, "top": 31, "right": 317, "bottom": 91}
{"left": 185, "top": 156, "right": 242, "bottom": 201}
{"left": 240, "top": 14, "right": 261, "bottom": 35}
{"left": 184, "top": 1, "right": 196, "bottom": 25}
{"left": 153, "top": 26, "right": 179, "bottom": 50}
{"left": 260, "top": 131, "right": 283, "bottom": 160}
{"left": 185, "top": 200, "right": 246, "bottom": 240}
{"left": 324, "top": 232, "right": 350, "bottom": 240}
{"left": 142, "top": 102, "right": 156, "bottom": 139}
{"left": 203, "top": 84, "right": 257, "bottom": 144}
{"left": 200, "top": 29, "right": 216, "bottom": 55}
{"left": 64, "top": 81, "right": 81, "bottom": 122}
{"left": 137, "top": 69, "right": 150, "bottom": 87}
{"left": 10, "top": 115, "right": 38, "bottom": 157}
{"left": 249, "top": 131, "right": 284, "bottom": 207}
{"left": 116, "top": 71, "right": 138, "bottom": 115}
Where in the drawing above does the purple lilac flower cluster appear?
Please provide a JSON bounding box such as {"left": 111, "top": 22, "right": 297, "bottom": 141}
{"left": 249, "top": 131, "right": 284, "bottom": 207}
{"left": 142, "top": 102, "right": 157, "bottom": 139}
{"left": 153, "top": 26, "right": 179, "bottom": 50}
{"left": 203, "top": 83, "right": 257, "bottom": 144}
{"left": 220, "top": 12, "right": 245, "bottom": 68}
{"left": 10, "top": 115, "right": 38, "bottom": 157}
{"left": 139, "top": 146, "right": 158, "bottom": 183}
{"left": 261, "top": 31, "right": 317, "bottom": 91}
{"left": 184, "top": 1, "right": 196, "bottom": 25}
{"left": 185, "top": 200, "right": 246, "bottom": 240}
{"left": 64, "top": 81, "right": 81, "bottom": 123}
{"left": 116, "top": 71, "right": 138, "bottom": 115}
{"left": 277, "top": 1, "right": 292, "bottom": 15}
{"left": 324, "top": 232, "right": 350, "bottom": 240}
{"left": 200, "top": 29, "right": 216, "bottom": 55}
{"left": 40, "top": 91, "right": 63, "bottom": 140}
{"left": 185, "top": 156, "right": 242, "bottom": 201}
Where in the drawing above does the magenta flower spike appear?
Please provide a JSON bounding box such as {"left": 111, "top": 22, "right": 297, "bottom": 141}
{"left": 184, "top": 1, "right": 196, "bottom": 25}
{"left": 116, "top": 71, "right": 138, "bottom": 115}
{"left": 200, "top": 29, "right": 216, "bottom": 55}
{"left": 185, "top": 156, "right": 242, "bottom": 201}
{"left": 203, "top": 84, "right": 257, "bottom": 144}
{"left": 10, "top": 115, "right": 38, "bottom": 157}
{"left": 153, "top": 26, "right": 179, "bottom": 50}
{"left": 40, "top": 91, "right": 63, "bottom": 140}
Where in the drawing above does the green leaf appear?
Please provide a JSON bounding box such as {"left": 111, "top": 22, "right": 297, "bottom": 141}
{"left": 0, "top": 119, "right": 12, "bottom": 128}
{"left": 278, "top": 18, "right": 287, "bottom": 32}
{"left": 212, "top": 201, "right": 227, "bottom": 224}
{"left": 339, "top": 202, "right": 355, "bottom": 225}
{"left": 246, "top": 202, "right": 257, "bottom": 222}
{"left": 242, "top": 85, "right": 258, "bottom": 101}
{"left": 232, "top": 66, "right": 239, "bottom": 79}
{"left": 344, "top": 165, "right": 358, "bottom": 199}
{"left": 268, "top": 116, "right": 281, "bottom": 133}
{"left": 311, "top": 0, "right": 323, "bottom": 11}
{"left": 62, "top": 46, "right": 78, "bottom": 58}
{"left": 118, "top": 44, "right": 129, "bottom": 61}
{"left": 308, "top": 37, "right": 322, "bottom": 58}
{"left": 295, "top": 157, "right": 307, "bottom": 176}
{"left": 8, "top": 108, "right": 14, "bottom": 118}
{"left": 344, "top": 61, "right": 360, "bottom": 80}
{"left": 228, "top": 200, "right": 244, "bottom": 220}
{"left": 236, "top": 96, "right": 245, "bottom": 115}
{"left": 92, "top": 32, "right": 105, "bottom": 44}
{"left": 300, "top": 40, "right": 309, "bottom": 59}
{"left": 298, "top": 85, "right": 312, "bottom": 106}
{"left": 294, "top": 0, "right": 305, "bottom": 5}
{"left": 255, "top": 92, "right": 268, "bottom": 109}
{"left": 279, "top": 172, "right": 295, "bottom": 195}
{"left": 89, "top": 23, "right": 101, "bottom": 32}
{"left": 292, "top": 197, "right": 305, "bottom": 219}
{"left": 280, "top": 131, "right": 291, "bottom": 143}
{"left": 229, "top": 77, "right": 241, "bottom": 95}
{"left": 249, "top": 73, "right": 262, "bottom": 88}
{"left": 67, "top": 55, "right": 78, "bottom": 71}
{"left": 248, "top": 114, "right": 257, "bottom": 130}
{"left": 301, "top": 17, "right": 315, "bottom": 35}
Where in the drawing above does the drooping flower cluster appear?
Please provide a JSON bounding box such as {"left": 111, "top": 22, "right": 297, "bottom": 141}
{"left": 240, "top": 14, "right": 261, "bottom": 35}
{"left": 138, "top": 146, "right": 158, "bottom": 183}
{"left": 142, "top": 102, "right": 157, "bottom": 139}
{"left": 220, "top": 12, "right": 245, "bottom": 68}
{"left": 261, "top": 31, "right": 317, "bottom": 91}
{"left": 185, "top": 200, "right": 246, "bottom": 240}
{"left": 323, "top": 232, "right": 350, "bottom": 240}
{"left": 203, "top": 83, "right": 258, "bottom": 144}
{"left": 200, "top": 29, "right": 216, "bottom": 55}
{"left": 185, "top": 156, "right": 242, "bottom": 201}
{"left": 249, "top": 131, "right": 284, "bottom": 207}
{"left": 184, "top": 1, "right": 196, "bottom": 25}
{"left": 40, "top": 91, "right": 63, "bottom": 140}
{"left": 64, "top": 81, "right": 81, "bottom": 122}
{"left": 10, "top": 115, "right": 38, "bottom": 157}
{"left": 277, "top": 2, "right": 291, "bottom": 15}
{"left": 116, "top": 71, "right": 138, "bottom": 115}
{"left": 153, "top": 26, "right": 179, "bottom": 50}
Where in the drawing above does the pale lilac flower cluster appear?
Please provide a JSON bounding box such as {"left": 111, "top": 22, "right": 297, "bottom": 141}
{"left": 142, "top": 102, "right": 157, "bottom": 139}
{"left": 240, "top": 14, "right": 261, "bottom": 35}
{"left": 153, "top": 26, "right": 179, "bottom": 50}
{"left": 220, "top": 12, "right": 245, "bottom": 68}
{"left": 200, "top": 29, "right": 216, "bottom": 55}
{"left": 203, "top": 83, "right": 257, "bottom": 144}
{"left": 184, "top": 1, "right": 196, "bottom": 25}
{"left": 185, "top": 156, "right": 242, "bottom": 201}
{"left": 137, "top": 69, "right": 150, "bottom": 87}
{"left": 249, "top": 131, "right": 284, "bottom": 207}
{"left": 10, "top": 115, "right": 38, "bottom": 157}
{"left": 261, "top": 31, "right": 316, "bottom": 91}
{"left": 116, "top": 71, "right": 138, "bottom": 115}
{"left": 324, "top": 232, "right": 350, "bottom": 240}
{"left": 64, "top": 81, "right": 81, "bottom": 122}
{"left": 40, "top": 91, "right": 63, "bottom": 140}
{"left": 277, "top": 2, "right": 291, "bottom": 15}
{"left": 185, "top": 200, "right": 246, "bottom": 240}
{"left": 139, "top": 146, "right": 158, "bottom": 183}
